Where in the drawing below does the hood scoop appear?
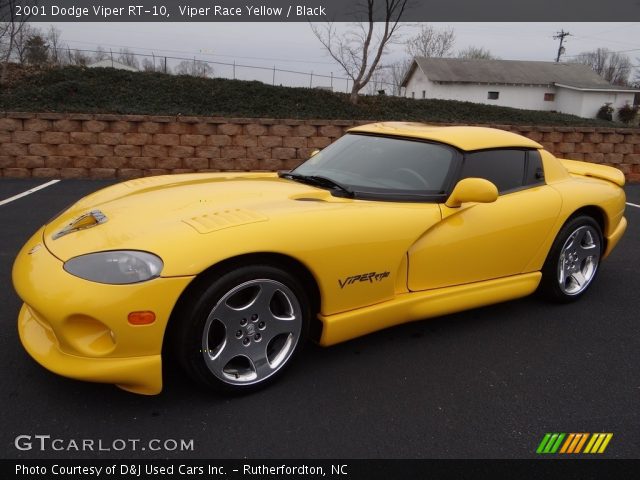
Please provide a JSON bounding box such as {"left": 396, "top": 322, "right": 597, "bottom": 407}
{"left": 183, "top": 208, "right": 268, "bottom": 234}
{"left": 52, "top": 210, "right": 108, "bottom": 240}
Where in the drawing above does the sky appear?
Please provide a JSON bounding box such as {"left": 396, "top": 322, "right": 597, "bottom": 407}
{"left": 33, "top": 22, "right": 640, "bottom": 91}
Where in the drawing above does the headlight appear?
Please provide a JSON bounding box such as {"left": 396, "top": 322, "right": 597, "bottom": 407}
{"left": 64, "top": 251, "right": 163, "bottom": 284}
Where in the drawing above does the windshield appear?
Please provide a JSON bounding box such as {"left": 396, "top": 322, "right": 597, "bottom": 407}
{"left": 291, "top": 133, "right": 458, "bottom": 199}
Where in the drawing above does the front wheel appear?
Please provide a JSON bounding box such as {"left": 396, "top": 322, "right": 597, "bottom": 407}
{"left": 540, "top": 215, "right": 603, "bottom": 303}
{"left": 173, "top": 265, "right": 310, "bottom": 393}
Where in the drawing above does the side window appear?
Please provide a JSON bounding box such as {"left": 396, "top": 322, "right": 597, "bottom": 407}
{"left": 461, "top": 150, "right": 527, "bottom": 193}
{"left": 525, "top": 150, "right": 545, "bottom": 186}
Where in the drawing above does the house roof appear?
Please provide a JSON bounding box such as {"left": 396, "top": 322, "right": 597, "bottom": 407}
{"left": 88, "top": 59, "right": 138, "bottom": 71}
{"left": 402, "top": 57, "right": 637, "bottom": 91}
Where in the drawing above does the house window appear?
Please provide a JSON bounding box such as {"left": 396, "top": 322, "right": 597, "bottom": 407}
{"left": 411, "top": 92, "right": 415, "bottom": 99}
{"left": 544, "top": 93, "right": 555, "bottom": 101}
{"left": 487, "top": 91, "right": 499, "bottom": 100}
{"left": 422, "top": 90, "right": 426, "bottom": 99}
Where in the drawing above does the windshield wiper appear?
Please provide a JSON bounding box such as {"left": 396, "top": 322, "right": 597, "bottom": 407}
{"left": 278, "top": 172, "right": 355, "bottom": 198}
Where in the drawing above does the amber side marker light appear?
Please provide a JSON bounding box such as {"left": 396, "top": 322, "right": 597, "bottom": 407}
{"left": 128, "top": 311, "right": 156, "bottom": 325}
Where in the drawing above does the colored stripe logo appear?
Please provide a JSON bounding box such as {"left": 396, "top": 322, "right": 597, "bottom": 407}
{"left": 537, "top": 433, "right": 613, "bottom": 454}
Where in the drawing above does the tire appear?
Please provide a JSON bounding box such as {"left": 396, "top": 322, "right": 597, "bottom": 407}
{"left": 539, "top": 215, "right": 603, "bottom": 303}
{"left": 173, "top": 265, "right": 310, "bottom": 393}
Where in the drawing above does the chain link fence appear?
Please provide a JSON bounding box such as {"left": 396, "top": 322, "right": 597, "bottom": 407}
{"left": 46, "top": 46, "right": 403, "bottom": 96}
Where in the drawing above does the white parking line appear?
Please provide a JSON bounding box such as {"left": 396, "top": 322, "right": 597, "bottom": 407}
{"left": 0, "top": 179, "right": 61, "bottom": 207}
{"left": 627, "top": 202, "right": 640, "bottom": 209}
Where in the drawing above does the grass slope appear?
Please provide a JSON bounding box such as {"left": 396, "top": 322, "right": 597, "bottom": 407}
{"left": 0, "top": 66, "right": 622, "bottom": 126}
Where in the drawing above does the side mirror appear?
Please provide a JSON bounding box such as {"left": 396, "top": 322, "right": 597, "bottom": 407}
{"left": 445, "top": 178, "right": 498, "bottom": 208}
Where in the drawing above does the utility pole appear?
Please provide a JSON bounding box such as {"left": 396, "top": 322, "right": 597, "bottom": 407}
{"left": 553, "top": 30, "right": 571, "bottom": 63}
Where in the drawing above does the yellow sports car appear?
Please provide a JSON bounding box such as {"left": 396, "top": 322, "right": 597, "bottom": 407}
{"left": 13, "top": 123, "right": 627, "bottom": 395}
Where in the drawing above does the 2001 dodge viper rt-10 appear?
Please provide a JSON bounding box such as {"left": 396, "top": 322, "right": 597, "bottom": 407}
{"left": 13, "top": 122, "right": 627, "bottom": 395}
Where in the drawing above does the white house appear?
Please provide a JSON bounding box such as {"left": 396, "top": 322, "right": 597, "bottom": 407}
{"left": 401, "top": 57, "right": 638, "bottom": 119}
{"left": 88, "top": 59, "right": 138, "bottom": 72}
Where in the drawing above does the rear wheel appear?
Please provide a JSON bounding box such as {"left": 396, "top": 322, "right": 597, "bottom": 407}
{"left": 540, "top": 215, "right": 603, "bottom": 303}
{"left": 173, "top": 265, "right": 310, "bottom": 393}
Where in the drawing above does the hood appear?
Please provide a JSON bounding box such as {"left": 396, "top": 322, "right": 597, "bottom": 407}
{"left": 43, "top": 172, "right": 354, "bottom": 261}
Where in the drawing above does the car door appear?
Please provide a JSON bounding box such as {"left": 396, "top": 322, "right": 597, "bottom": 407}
{"left": 407, "top": 149, "right": 562, "bottom": 291}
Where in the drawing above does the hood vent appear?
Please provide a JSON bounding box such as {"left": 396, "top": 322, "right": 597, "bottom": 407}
{"left": 183, "top": 208, "right": 268, "bottom": 234}
{"left": 52, "top": 210, "right": 108, "bottom": 240}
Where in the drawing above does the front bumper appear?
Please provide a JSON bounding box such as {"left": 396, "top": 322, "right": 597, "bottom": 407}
{"left": 13, "top": 227, "right": 194, "bottom": 395}
{"left": 18, "top": 304, "right": 163, "bottom": 395}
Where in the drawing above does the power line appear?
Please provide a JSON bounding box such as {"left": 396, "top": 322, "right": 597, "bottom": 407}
{"left": 585, "top": 22, "right": 640, "bottom": 38}
{"left": 571, "top": 34, "right": 640, "bottom": 49}
{"left": 62, "top": 38, "right": 336, "bottom": 66}
{"left": 47, "top": 46, "right": 402, "bottom": 90}
{"left": 563, "top": 47, "right": 640, "bottom": 58}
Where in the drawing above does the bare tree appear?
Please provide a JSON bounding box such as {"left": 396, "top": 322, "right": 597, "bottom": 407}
{"left": 406, "top": 24, "right": 455, "bottom": 59}
{"left": 381, "top": 59, "right": 411, "bottom": 96}
{"left": 117, "top": 47, "right": 139, "bottom": 69}
{"left": 379, "top": 24, "right": 455, "bottom": 97}
{"left": 573, "top": 48, "right": 607, "bottom": 77}
{"left": 0, "top": 16, "right": 10, "bottom": 55}
{"left": 141, "top": 57, "right": 157, "bottom": 72}
{"left": 1, "top": 0, "right": 32, "bottom": 82}
{"left": 311, "top": 0, "right": 409, "bottom": 104}
{"left": 93, "top": 46, "right": 109, "bottom": 62}
{"left": 12, "top": 22, "right": 37, "bottom": 64}
{"left": 602, "top": 52, "right": 632, "bottom": 86}
{"left": 46, "top": 25, "right": 64, "bottom": 65}
{"left": 457, "top": 46, "right": 498, "bottom": 60}
{"left": 141, "top": 55, "right": 169, "bottom": 73}
{"left": 1, "top": 13, "right": 39, "bottom": 67}
{"left": 66, "top": 48, "right": 91, "bottom": 66}
{"left": 571, "top": 48, "right": 632, "bottom": 86}
{"left": 365, "top": 65, "right": 389, "bottom": 95}
{"left": 0, "top": 21, "right": 11, "bottom": 64}
{"left": 175, "top": 59, "right": 212, "bottom": 77}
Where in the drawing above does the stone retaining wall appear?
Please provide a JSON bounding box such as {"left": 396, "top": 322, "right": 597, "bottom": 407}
{"left": 1, "top": 112, "right": 639, "bottom": 182}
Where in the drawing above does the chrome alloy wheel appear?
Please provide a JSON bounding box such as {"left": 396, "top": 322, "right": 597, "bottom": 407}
{"left": 557, "top": 225, "right": 601, "bottom": 296}
{"left": 201, "top": 279, "right": 302, "bottom": 385}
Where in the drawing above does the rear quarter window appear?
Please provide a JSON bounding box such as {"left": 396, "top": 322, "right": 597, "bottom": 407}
{"left": 525, "top": 150, "right": 545, "bottom": 186}
{"left": 460, "top": 149, "right": 544, "bottom": 194}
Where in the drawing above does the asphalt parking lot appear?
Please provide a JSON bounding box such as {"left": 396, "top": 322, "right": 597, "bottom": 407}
{"left": 1, "top": 178, "right": 639, "bottom": 460}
